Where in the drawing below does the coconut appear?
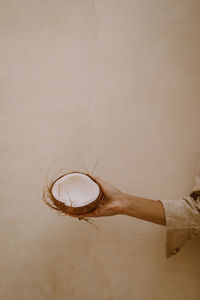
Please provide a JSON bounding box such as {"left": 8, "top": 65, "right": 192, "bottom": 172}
{"left": 43, "top": 171, "right": 104, "bottom": 215}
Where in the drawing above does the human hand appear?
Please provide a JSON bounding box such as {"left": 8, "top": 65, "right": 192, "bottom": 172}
{"left": 67, "top": 176, "right": 125, "bottom": 219}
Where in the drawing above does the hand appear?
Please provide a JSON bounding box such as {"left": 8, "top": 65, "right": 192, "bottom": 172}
{"left": 67, "top": 176, "right": 125, "bottom": 219}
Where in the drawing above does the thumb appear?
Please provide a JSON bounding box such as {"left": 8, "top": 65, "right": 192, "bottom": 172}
{"left": 92, "top": 176, "right": 105, "bottom": 185}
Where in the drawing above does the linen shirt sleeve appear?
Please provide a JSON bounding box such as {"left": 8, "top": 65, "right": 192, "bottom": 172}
{"left": 158, "top": 163, "right": 200, "bottom": 259}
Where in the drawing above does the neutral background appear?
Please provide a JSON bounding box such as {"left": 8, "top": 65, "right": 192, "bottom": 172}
{"left": 0, "top": 0, "right": 200, "bottom": 299}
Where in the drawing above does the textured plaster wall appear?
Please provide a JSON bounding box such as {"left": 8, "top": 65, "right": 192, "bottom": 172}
{"left": 0, "top": 1, "right": 200, "bottom": 299}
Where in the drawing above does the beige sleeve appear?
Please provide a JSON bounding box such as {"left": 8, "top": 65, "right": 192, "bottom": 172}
{"left": 159, "top": 163, "right": 200, "bottom": 259}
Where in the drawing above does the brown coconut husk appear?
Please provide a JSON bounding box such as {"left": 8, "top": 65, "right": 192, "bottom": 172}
{"left": 42, "top": 170, "right": 104, "bottom": 227}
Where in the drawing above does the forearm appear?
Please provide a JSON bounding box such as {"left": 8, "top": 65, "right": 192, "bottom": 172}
{"left": 120, "top": 192, "right": 166, "bottom": 226}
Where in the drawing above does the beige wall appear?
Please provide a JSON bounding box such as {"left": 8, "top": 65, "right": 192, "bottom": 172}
{"left": 1, "top": 0, "right": 200, "bottom": 299}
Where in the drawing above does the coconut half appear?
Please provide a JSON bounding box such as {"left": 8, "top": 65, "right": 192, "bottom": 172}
{"left": 47, "top": 172, "right": 104, "bottom": 215}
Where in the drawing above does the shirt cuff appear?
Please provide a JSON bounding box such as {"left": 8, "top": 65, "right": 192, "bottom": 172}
{"left": 158, "top": 199, "right": 192, "bottom": 259}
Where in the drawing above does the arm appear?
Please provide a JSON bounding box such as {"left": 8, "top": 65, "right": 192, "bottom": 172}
{"left": 120, "top": 180, "right": 200, "bottom": 259}
{"left": 68, "top": 172, "right": 200, "bottom": 259}
{"left": 67, "top": 176, "right": 166, "bottom": 225}
{"left": 120, "top": 193, "right": 166, "bottom": 226}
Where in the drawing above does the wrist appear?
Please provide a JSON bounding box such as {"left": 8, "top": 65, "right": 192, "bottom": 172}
{"left": 118, "top": 192, "right": 136, "bottom": 215}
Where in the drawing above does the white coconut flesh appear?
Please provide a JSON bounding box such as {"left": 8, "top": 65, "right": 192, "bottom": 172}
{"left": 51, "top": 173, "right": 100, "bottom": 207}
